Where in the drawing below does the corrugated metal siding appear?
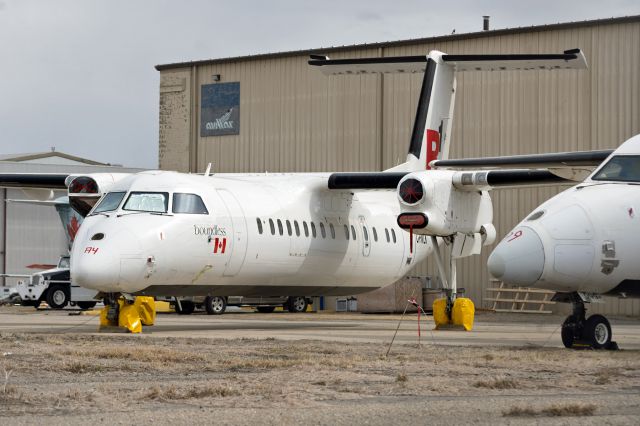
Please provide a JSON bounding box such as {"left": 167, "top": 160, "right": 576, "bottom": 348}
{"left": 159, "top": 20, "right": 640, "bottom": 316}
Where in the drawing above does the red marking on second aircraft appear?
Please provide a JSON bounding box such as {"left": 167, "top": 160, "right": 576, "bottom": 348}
{"left": 507, "top": 230, "right": 523, "bottom": 242}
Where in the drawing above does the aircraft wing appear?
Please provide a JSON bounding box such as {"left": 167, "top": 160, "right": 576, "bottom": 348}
{"left": 431, "top": 150, "right": 613, "bottom": 169}
{"left": 432, "top": 149, "right": 613, "bottom": 182}
{"left": 0, "top": 173, "right": 69, "bottom": 189}
{"left": 328, "top": 169, "right": 571, "bottom": 190}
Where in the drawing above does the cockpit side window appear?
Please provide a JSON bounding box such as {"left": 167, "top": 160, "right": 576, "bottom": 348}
{"left": 172, "top": 193, "right": 209, "bottom": 214}
{"left": 592, "top": 155, "right": 640, "bottom": 182}
{"left": 92, "top": 191, "right": 126, "bottom": 214}
{"left": 123, "top": 192, "right": 168, "bottom": 213}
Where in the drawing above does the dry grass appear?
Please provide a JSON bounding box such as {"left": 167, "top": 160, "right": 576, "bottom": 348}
{"left": 542, "top": 403, "right": 597, "bottom": 417}
{"left": 62, "top": 346, "right": 206, "bottom": 364}
{"left": 473, "top": 378, "right": 519, "bottom": 390}
{"left": 504, "top": 403, "right": 597, "bottom": 417}
{"left": 396, "top": 373, "right": 408, "bottom": 382}
{"left": 595, "top": 367, "right": 621, "bottom": 385}
{"left": 142, "top": 384, "right": 240, "bottom": 400}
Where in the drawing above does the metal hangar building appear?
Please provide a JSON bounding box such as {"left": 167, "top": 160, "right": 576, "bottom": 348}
{"left": 155, "top": 16, "right": 640, "bottom": 316}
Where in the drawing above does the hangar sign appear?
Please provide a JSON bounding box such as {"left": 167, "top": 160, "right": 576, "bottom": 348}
{"left": 201, "top": 82, "right": 240, "bottom": 136}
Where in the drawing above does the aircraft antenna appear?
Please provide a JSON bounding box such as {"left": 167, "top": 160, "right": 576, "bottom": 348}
{"left": 204, "top": 163, "right": 212, "bottom": 177}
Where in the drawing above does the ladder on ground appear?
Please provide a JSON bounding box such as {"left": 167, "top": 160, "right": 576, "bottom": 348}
{"left": 486, "top": 279, "right": 556, "bottom": 314}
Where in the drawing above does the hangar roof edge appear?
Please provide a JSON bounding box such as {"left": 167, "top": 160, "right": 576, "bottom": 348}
{"left": 155, "top": 15, "right": 640, "bottom": 71}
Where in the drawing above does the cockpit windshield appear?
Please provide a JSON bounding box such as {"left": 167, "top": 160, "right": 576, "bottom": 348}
{"left": 592, "top": 155, "right": 640, "bottom": 183}
{"left": 92, "top": 191, "right": 126, "bottom": 214}
{"left": 123, "top": 192, "right": 169, "bottom": 213}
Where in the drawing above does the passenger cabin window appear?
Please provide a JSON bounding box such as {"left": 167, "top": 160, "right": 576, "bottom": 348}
{"left": 172, "top": 193, "right": 208, "bottom": 214}
{"left": 363, "top": 226, "right": 369, "bottom": 242}
{"left": 329, "top": 223, "right": 335, "bottom": 239}
{"left": 123, "top": 192, "right": 168, "bottom": 213}
{"left": 294, "top": 221, "right": 300, "bottom": 237}
{"left": 391, "top": 229, "right": 397, "bottom": 243}
{"left": 256, "top": 218, "right": 263, "bottom": 234}
{"left": 92, "top": 191, "right": 126, "bottom": 214}
{"left": 385, "top": 228, "right": 390, "bottom": 243}
{"left": 372, "top": 227, "right": 378, "bottom": 242}
{"left": 303, "top": 221, "right": 309, "bottom": 237}
{"left": 320, "top": 223, "right": 326, "bottom": 238}
{"left": 269, "top": 219, "right": 275, "bottom": 235}
{"left": 277, "top": 219, "right": 284, "bottom": 236}
{"left": 286, "top": 220, "right": 292, "bottom": 236}
{"left": 344, "top": 225, "right": 350, "bottom": 240}
{"left": 311, "top": 222, "right": 317, "bottom": 238}
{"left": 350, "top": 225, "right": 356, "bottom": 240}
{"left": 592, "top": 155, "right": 640, "bottom": 182}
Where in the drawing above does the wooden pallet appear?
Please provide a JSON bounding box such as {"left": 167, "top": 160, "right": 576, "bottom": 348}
{"left": 486, "top": 280, "right": 556, "bottom": 314}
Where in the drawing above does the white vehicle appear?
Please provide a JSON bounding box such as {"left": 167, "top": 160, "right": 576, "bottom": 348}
{"left": 485, "top": 136, "right": 640, "bottom": 349}
{"left": 9, "top": 256, "right": 99, "bottom": 310}
{"left": 0, "top": 48, "right": 588, "bottom": 331}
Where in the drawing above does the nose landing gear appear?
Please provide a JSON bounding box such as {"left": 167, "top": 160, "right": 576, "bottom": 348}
{"left": 99, "top": 293, "right": 156, "bottom": 333}
{"left": 559, "top": 293, "right": 617, "bottom": 350}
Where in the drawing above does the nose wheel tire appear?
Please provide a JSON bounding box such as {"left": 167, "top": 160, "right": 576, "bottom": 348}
{"left": 77, "top": 301, "right": 97, "bottom": 310}
{"left": 561, "top": 315, "right": 579, "bottom": 349}
{"left": 175, "top": 300, "right": 195, "bottom": 315}
{"left": 287, "top": 296, "right": 308, "bottom": 313}
{"left": 204, "top": 296, "right": 227, "bottom": 315}
{"left": 46, "top": 284, "right": 69, "bottom": 309}
{"left": 583, "top": 314, "right": 612, "bottom": 349}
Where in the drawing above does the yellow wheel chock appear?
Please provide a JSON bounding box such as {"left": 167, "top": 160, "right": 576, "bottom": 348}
{"left": 99, "top": 296, "right": 156, "bottom": 333}
{"left": 432, "top": 297, "right": 475, "bottom": 331}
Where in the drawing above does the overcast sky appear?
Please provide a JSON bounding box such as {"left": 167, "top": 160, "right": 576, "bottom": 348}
{"left": 1, "top": 0, "right": 639, "bottom": 169}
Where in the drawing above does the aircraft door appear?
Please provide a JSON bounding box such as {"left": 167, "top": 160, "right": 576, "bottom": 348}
{"left": 359, "top": 216, "right": 371, "bottom": 257}
{"left": 217, "top": 189, "right": 248, "bottom": 277}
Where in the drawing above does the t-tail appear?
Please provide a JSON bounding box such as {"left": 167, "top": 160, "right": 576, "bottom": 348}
{"left": 310, "top": 49, "right": 587, "bottom": 172}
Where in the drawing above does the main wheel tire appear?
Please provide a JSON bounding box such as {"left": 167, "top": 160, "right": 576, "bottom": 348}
{"left": 583, "top": 314, "right": 612, "bottom": 349}
{"left": 46, "top": 284, "right": 69, "bottom": 309}
{"left": 204, "top": 296, "right": 226, "bottom": 315}
{"left": 561, "top": 315, "right": 578, "bottom": 349}
{"left": 287, "top": 296, "right": 308, "bottom": 313}
{"left": 256, "top": 306, "right": 276, "bottom": 313}
{"left": 175, "top": 300, "right": 195, "bottom": 315}
{"left": 77, "top": 301, "right": 97, "bottom": 310}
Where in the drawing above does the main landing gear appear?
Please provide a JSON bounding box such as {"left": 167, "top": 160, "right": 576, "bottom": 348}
{"left": 559, "top": 293, "right": 617, "bottom": 350}
{"left": 99, "top": 293, "right": 156, "bottom": 333}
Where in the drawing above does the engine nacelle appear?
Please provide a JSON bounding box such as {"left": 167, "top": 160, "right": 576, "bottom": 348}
{"left": 396, "top": 170, "right": 494, "bottom": 237}
{"left": 66, "top": 173, "right": 132, "bottom": 216}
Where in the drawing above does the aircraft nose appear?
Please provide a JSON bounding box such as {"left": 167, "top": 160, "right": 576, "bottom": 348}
{"left": 488, "top": 226, "right": 545, "bottom": 286}
{"left": 71, "top": 249, "right": 120, "bottom": 290}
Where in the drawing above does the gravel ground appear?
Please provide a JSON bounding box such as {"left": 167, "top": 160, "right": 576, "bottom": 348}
{"left": 0, "top": 331, "right": 639, "bottom": 425}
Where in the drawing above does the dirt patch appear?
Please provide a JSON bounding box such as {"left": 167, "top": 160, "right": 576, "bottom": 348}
{"left": 0, "top": 332, "right": 638, "bottom": 424}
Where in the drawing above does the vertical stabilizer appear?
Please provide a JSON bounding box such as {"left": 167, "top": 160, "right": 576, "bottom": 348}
{"left": 406, "top": 52, "right": 456, "bottom": 171}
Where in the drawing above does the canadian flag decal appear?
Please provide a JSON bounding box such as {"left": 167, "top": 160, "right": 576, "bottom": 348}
{"left": 213, "top": 237, "right": 227, "bottom": 254}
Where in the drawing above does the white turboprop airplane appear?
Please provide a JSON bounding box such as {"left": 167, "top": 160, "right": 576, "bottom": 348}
{"left": 0, "top": 49, "right": 593, "bottom": 332}
{"left": 463, "top": 136, "right": 640, "bottom": 350}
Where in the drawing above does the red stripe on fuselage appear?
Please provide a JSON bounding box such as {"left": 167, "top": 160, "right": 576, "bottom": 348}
{"left": 425, "top": 129, "right": 440, "bottom": 169}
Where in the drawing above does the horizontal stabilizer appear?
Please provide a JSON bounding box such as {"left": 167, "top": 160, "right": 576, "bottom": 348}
{"left": 442, "top": 49, "right": 587, "bottom": 71}
{"left": 309, "top": 49, "right": 586, "bottom": 75}
{"left": 309, "top": 56, "right": 427, "bottom": 75}
{"left": 0, "top": 173, "right": 69, "bottom": 189}
{"left": 328, "top": 172, "right": 407, "bottom": 189}
{"left": 432, "top": 150, "right": 612, "bottom": 169}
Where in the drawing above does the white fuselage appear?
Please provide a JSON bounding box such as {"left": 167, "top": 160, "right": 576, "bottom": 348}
{"left": 71, "top": 171, "right": 432, "bottom": 297}
{"left": 489, "top": 135, "right": 640, "bottom": 297}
